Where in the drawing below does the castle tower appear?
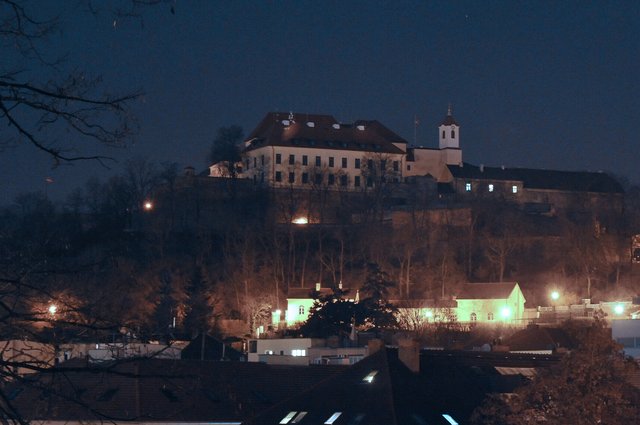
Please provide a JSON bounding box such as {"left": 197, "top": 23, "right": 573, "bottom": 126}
{"left": 438, "top": 105, "right": 462, "bottom": 165}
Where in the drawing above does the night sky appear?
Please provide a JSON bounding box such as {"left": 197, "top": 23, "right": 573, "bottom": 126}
{"left": 1, "top": 0, "right": 638, "bottom": 203}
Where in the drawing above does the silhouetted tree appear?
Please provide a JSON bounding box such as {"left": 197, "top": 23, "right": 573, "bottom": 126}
{"left": 208, "top": 125, "right": 244, "bottom": 178}
{"left": 472, "top": 320, "right": 640, "bottom": 425}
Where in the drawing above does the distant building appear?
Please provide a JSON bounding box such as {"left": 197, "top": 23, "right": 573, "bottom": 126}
{"left": 612, "top": 320, "right": 640, "bottom": 360}
{"left": 247, "top": 337, "right": 367, "bottom": 366}
{"left": 456, "top": 282, "right": 527, "bottom": 325}
{"left": 212, "top": 109, "right": 462, "bottom": 191}
{"left": 284, "top": 283, "right": 356, "bottom": 327}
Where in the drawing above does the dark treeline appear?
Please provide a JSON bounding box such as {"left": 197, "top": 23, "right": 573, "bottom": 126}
{"left": 2, "top": 156, "right": 640, "bottom": 340}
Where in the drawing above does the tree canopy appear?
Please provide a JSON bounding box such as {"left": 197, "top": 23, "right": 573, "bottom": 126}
{"left": 208, "top": 125, "right": 244, "bottom": 177}
{"left": 472, "top": 320, "right": 640, "bottom": 425}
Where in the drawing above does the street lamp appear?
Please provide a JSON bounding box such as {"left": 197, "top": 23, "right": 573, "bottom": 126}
{"left": 550, "top": 291, "right": 560, "bottom": 323}
{"left": 613, "top": 304, "right": 625, "bottom": 315}
{"left": 143, "top": 200, "right": 154, "bottom": 211}
{"left": 48, "top": 304, "right": 57, "bottom": 316}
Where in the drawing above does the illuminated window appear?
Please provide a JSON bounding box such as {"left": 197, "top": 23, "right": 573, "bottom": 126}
{"left": 488, "top": 312, "right": 494, "bottom": 321}
{"left": 488, "top": 184, "right": 494, "bottom": 192}
{"left": 291, "top": 349, "right": 306, "bottom": 357}
{"left": 280, "top": 411, "right": 297, "bottom": 424}
{"left": 292, "top": 412, "right": 307, "bottom": 423}
{"left": 512, "top": 185, "right": 518, "bottom": 193}
{"left": 465, "top": 183, "right": 472, "bottom": 192}
{"left": 442, "top": 413, "right": 459, "bottom": 425}
{"left": 325, "top": 412, "right": 342, "bottom": 424}
{"left": 470, "top": 313, "right": 477, "bottom": 322}
{"left": 363, "top": 370, "right": 378, "bottom": 383}
{"left": 265, "top": 350, "right": 274, "bottom": 355}
{"left": 298, "top": 305, "right": 305, "bottom": 315}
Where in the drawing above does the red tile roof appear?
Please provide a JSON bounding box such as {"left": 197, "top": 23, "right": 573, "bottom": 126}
{"left": 244, "top": 112, "right": 406, "bottom": 154}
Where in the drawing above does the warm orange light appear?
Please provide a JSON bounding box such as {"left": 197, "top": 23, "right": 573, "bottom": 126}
{"left": 48, "top": 304, "right": 57, "bottom": 315}
{"left": 143, "top": 201, "right": 153, "bottom": 211}
{"left": 292, "top": 216, "right": 308, "bottom": 225}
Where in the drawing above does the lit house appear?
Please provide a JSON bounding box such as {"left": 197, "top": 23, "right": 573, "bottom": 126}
{"left": 284, "top": 283, "right": 355, "bottom": 327}
{"left": 455, "top": 282, "right": 526, "bottom": 325}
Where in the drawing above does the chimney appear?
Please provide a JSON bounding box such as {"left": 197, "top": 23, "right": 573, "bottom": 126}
{"left": 367, "top": 339, "right": 384, "bottom": 355}
{"left": 315, "top": 282, "right": 321, "bottom": 291}
{"left": 398, "top": 339, "right": 420, "bottom": 373}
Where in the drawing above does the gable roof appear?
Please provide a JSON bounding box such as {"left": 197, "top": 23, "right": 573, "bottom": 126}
{"left": 180, "top": 334, "right": 244, "bottom": 361}
{"left": 448, "top": 163, "right": 624, "bottom": 194}
{"left": 245, "top": 348, "right": 463, "bottom": 425}
{"left": 457, "top": 282, "right": 520, "bottom": 300}
{"left": 503, "top": 325, "right": 576, "bottom": 352}
{"left": 8, "top": 358, "right": 343, "bottom": 423}
{"left": 244, "top": 112, "right": 406, "bottom": 155}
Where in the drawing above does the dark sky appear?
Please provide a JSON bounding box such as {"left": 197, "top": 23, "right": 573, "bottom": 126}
{"left": 1, "top": 0, "right": 638, "bottom": 203}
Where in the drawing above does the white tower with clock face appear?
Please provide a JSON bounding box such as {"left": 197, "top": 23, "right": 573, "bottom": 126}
{"left": 438, "top": 105, "right": 462, "bottom": 165}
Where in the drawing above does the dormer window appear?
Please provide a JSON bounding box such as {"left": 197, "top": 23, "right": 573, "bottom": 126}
{"left": 512, "top": 185, "right": 518, "bottom": 193}
{"left": 488, "top": 184, "right": 494, "bottom": 192}
{"left": 363, "top": 370, "right": 378, "bottom": 383}
{"left": 465, "top": 182, "right": 472, "bottom": 192}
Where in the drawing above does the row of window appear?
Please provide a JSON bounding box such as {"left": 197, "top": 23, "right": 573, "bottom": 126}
{"left": 246, "top": 154, "right": 400, "bottom": 172}
{"left": 465, "top": 182, "right": 519, "bottom": 194}
{"left": 275, "top": 171, "right": 376, "bottom": 187}
{"left": 469, "top": 312, "right": 497, "bottom": 321}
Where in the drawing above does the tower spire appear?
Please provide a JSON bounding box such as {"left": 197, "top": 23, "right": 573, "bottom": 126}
{"left": 447, "top": 103, "right": 452, "bottom": 116}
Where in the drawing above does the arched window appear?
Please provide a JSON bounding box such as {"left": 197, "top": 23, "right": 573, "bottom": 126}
{"left": 442, "top": 130, "right": 445, "bottom": 139}
{"left": 470, "top": 312, "right": 477, "bottom": 322}
{"left": 298, "top": 306, "right": 305, "bottom": 315}
{"left": 451, "top": 129, "right": 455, "bottom": 138}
